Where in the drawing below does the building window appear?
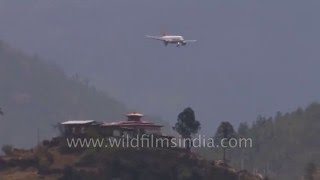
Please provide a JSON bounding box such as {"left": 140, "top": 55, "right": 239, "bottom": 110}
{"left": 81, "top": 127, "right": 85, "bottom": 134}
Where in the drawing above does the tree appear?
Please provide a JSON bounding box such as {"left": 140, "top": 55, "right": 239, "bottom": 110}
{"left": 237, "top": 122, "right": 249, "bottom": 169}
{"left": 2, "top": 145, "right": 13, "bottom": 156}
{"left": 173, "top": 107, "right": 200, "bottom": 151}
{"left": 305, "top": 162, "right": 317, "bottom": 180}
{"left": 215, "top": 122, "right": 236, "bottom": 162}
{"left": 237, "top": 122, "right": 249, "bottom": 137}
{"left": 52, "top": 123, "right": 64, "bottom": 136}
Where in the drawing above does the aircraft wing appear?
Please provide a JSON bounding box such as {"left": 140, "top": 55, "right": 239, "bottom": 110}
{"left": 146, "top": 35, "right": 164, "bottom": 41}
{"left": 183, "top": 40, "right": 197, "bottom": 43}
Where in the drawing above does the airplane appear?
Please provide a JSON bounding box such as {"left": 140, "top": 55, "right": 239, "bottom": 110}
{"left": 146, "top": 33, "right": 197, "bottom": 47}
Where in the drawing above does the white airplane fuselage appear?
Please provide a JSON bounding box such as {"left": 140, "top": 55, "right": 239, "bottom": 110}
{"left": 161, "top": 35, "right": 186, "bottom": 46}
{"left": 146, "top": 34, "right": 196, "bottom": 47}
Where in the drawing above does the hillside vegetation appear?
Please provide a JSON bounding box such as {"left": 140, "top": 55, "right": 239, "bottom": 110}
{"left": 0, "top": 141, "right": 262, "bottom": 180}
{"left": 0, "top": 40, "right": 168, "bottom": 148}
{"left": 201, "top": 103, "right": 320, "bottom": 180}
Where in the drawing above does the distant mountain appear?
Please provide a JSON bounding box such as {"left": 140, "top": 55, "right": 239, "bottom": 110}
{"left": 0, "top": 40, "right": 169, "bottom": 148}
{"left": 2, "top": 0, "right": 320, "bottom": 137}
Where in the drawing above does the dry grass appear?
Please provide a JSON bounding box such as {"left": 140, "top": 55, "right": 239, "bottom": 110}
{"left": 0, "top": 168, "right": 38, "bottom": 180}
{"left": 47, "top": 147, "right": 78, "bottom": 169}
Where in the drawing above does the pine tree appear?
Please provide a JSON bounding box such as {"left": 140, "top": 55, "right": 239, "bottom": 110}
{"left": 215, "top": 122, "right": 236, "bottom": 162}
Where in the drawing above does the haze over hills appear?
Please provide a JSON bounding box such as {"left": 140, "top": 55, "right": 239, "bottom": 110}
{"left": 1, "top": 1, "right": 320, "bottom": 136}
{"left": 0, "top": 1, "right": 319, "bottom": 179}
{"left": 0, "top": 41, "right": 169, "bottom": 148}
{"left": 199, "top": 103, "right": 320, "bottom": 179}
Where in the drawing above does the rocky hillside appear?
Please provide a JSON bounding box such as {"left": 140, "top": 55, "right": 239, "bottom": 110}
{"left": 0, "top": 139, "right": 263, "bottom": 180}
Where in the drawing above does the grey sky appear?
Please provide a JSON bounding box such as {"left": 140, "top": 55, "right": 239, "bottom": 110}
{"left": 0, "top": 0, "right": 319, "bottom": 136}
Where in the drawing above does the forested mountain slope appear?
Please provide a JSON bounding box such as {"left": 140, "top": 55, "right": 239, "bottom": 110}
{"left": 0, "top": 41, "right": 167, "bottom": 147}
{"left": 201, "top": 103, "right": 320, "bottom": 180}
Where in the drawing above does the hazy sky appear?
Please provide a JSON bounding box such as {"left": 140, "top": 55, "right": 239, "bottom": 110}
{"left": 0, "top": 0, "right": 320, "bottom": 136}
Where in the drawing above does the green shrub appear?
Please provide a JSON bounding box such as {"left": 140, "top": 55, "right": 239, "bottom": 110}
{"left": 77, "top": 150, "right": 97, "bottom": 166}
{"left": 2, "top": 145, "right": 13, "bottom": 156}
